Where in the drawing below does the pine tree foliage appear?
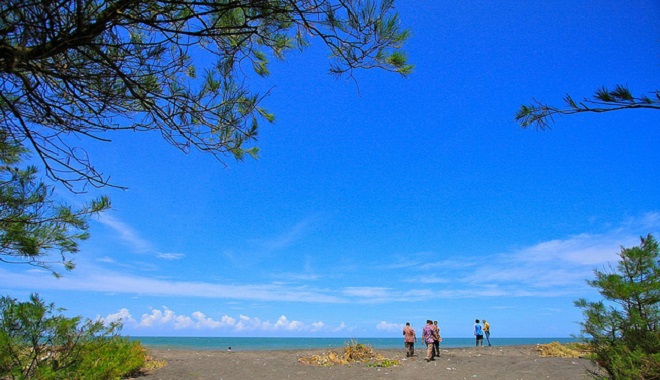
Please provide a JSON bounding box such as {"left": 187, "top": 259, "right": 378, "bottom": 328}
{"left": 0, "top": 132, "right": 109, "bottom": 276}
{"left": 575, "top": 234, "right": 660, "bottom": 379}
{"left": 516, "top": 85, "right": 660, "bottom": 130}
{"left": 0, "top": 0, "right": 412, "bottom": 190}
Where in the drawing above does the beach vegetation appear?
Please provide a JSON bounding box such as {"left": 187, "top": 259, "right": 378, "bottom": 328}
{"left": 575, "top": 234, "right": 660, "bottom": 379}
{"left": 0, "top": 133, "right": 109, "bottom": 277}
{"left": 536, "top": 341, "right": 592, "bottom": 358}
{"left": 1, "top": 0, "right": 412, "bottom": 192}
{"left": 298, "top": 340, "right": 399, "bottom": 367}
{"left": 0, "top": 293, "right": 148, "bottom": 379}
{"left": 366, "top": 358, "right": 400, "bottom": 368}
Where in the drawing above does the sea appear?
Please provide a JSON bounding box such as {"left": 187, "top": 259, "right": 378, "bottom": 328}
{"left": 129, "top": 336, "right": 580, "bottom": 351}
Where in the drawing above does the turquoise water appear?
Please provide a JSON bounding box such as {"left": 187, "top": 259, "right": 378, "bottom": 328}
{"left": 130, "top": 336, "right": 579, "bottom": 351}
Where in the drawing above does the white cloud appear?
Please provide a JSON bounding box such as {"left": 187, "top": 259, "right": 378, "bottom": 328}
{"left": 333, "top": 322, "right": 348, "bottom": 332}
{"left": 117, "top": 307, "right": 340, "bottom": 333}
{"left": 139, "top": 307, "right": 176, "bottom": 327}
{"left": 342, "top": 287, "right": 391, "bottom": 298}
{"left": 3, "top": 214, "right": 658, "bottom": 312}
{"left": 451, "top": 220, "right": 660, "bottom": 297}
{"left": 97, "top": 214, "right": 185, "bottom": 260}
{"left": 311, "top": 321, "right": 325, "bottom": 331}
{"left": 517, "top": 232, "right": 626, "bottom": 266}
{"left": 98, "top": 214, "right": 153, "bottom": 254}
{"left": 274, "top": 315, "right": 304, "bottom": 331}
{"left": 376, "top": 321, "right": 403, "bottom": 332}
{"left": 416, "top": 275, "right": 451, "bottom": 284}
{"left": 272, "top": 272, "right": 321, "bottom": 281}
{"left": 157, "top": 253, "right": 186, "bottom": 260}
{"left": 99, "top": 308, "right": 136, "bottom": 325}
{"left": 258, "top": 218, "right": 316, "bottom": 251}
{"left": 0, "top": 263, "right": 347, "bottom": 303}
{"left": 340, "top": 287, "right": 434, "bottom": 303}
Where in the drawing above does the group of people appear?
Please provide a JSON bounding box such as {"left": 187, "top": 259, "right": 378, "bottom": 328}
{"left": 402, "top": 320, "right": 441, "bottom": 361}
{"left": 474, "top": 319, "right": 491, "bottom": 347}
{"left": 402, "top": 318, "right": 492, "bottom": 362}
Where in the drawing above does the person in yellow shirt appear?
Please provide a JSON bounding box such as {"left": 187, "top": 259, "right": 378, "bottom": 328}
{"left": 483, "top": 319, "right": 491, "bottom": 346}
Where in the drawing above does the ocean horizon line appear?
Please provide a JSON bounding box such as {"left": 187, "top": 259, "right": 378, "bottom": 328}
{"left": 128, "top": 335, "right": 575, "bottom": 339}
{"left": 130, "top": 336, "right": 580, "bottom": 351}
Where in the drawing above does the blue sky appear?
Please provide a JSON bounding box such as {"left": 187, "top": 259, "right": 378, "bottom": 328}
{"left": 2, "top": 1, "right": 660, "bottom": 338}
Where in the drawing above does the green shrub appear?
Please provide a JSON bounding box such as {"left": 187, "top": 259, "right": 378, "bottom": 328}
{"left": 575, "top": 234, "right": 660, "bottom": 379}
{"left": 0, "top": 293, "right": 147, "bottom": 379}
{"left": 590, "top": 341, "right": 660, "bottom": 380}
{"left": 67, "top": 336, "right": 146, "bottom": 380}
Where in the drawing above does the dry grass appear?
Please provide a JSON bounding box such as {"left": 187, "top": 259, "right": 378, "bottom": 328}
{"left": 142, "top": 351, "right": 168, "bottom": 371}
{"left": 298, "top": 340, "right": 400, "bottom": 367}
{"left": 536, "top": 341, "right": 592, "bottom": 358}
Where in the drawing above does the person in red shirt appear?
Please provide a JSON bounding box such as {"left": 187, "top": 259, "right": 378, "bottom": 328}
{"left": 402, "top": 322, "right": 417, "bottom": 357}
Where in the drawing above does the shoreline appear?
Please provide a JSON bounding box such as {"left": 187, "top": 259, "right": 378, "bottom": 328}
{"left": 131, "top": 336, "right": 580, "bottom": 351}
{"left": 143, "top": 344, "right": 598, "bottom": 379}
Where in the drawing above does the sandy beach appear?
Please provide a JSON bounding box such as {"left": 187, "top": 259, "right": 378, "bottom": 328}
{"left": 143, "top": 345, "right": 598, "bottom": 379}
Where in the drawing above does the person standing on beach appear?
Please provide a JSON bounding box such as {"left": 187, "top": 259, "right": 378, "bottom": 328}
{"left": 483, "top": 319, "right": 491, "bottom": 346}
{"left": 422, "top": 320, "right": 435, "bottom": 361}
{"left": 433, "top": 321, "right": 442, "bottom": 357}
{"left": 474, "top": 319, "right": 484, "bottom": 347}
{"left": 403, "top": 322, "right": 417, "bottom": 357}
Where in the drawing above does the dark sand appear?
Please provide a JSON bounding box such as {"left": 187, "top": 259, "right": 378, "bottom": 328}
{"left": 143, "top": 345, "right": 598, "bottom": 379}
